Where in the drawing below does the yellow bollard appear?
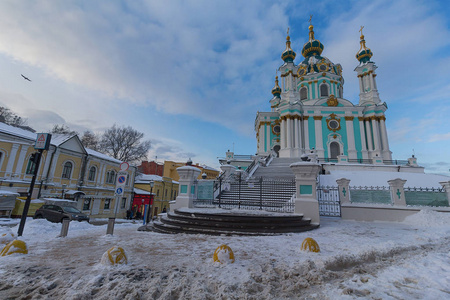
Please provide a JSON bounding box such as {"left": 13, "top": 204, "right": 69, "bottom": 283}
{"left": 213, "top": 244, "right": 235, "bottom": 264}
{"left": 101, "top": 246, "right": 128, "bottom": 265}
{"left": 301, "top": 237, "right": 320, "bottom": 253}
{"left": 0, "top": 240, "right": 28, "bottom": 256}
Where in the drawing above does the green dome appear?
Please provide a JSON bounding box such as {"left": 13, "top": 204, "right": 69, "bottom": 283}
{"left": 281, "top": 35, "right": 296, "bottom": 62}
{"left": 271, "top": 76, "right": 281, "bottom": 97}
{"left": 356, "top": 34, "right": 373, "bottom": 63}
{"left": 301, "top": 25, "right": 324, "bottom": 58}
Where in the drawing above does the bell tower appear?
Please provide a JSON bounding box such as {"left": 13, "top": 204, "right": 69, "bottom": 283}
{"left": 354, "top": 27, "right": 381, "bottom": 106}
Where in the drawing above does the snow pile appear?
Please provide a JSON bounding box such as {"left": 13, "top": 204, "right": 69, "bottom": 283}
{"left": 403, "top": 209, "right": 450, "bottom": 227}
{"left": 0, "top": 216, "right": 448, "bottom": 299}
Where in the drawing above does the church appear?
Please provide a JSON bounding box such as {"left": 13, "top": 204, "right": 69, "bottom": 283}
{"left": 255, "top": 23, "right": 392, "bottom": 163}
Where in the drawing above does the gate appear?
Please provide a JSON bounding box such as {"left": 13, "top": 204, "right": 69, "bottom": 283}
{"left": 317, "top": 186, "right": 341, "bottom": 217}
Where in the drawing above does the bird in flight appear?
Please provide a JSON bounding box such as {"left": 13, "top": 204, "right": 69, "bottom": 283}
{"left": 21, "top": 74, "right": 31, "bottom": 82}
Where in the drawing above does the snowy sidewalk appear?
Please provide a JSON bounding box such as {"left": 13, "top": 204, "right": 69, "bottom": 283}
{"left": 0, "top": 210, "right": 449, "bottom": 299}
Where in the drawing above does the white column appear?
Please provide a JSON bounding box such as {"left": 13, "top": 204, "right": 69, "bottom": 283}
{"left": 280, "top": 118, "right": 286, "bottom": 149}
{"left": 379, "top": 116, "right": 392, "bottom": 160}
{"left": 314, "top": 116, "right": 324, "bottom": 158}
{"left": 370, "top": 73, "right": 376, "bottom": 91}
{"left": 294, "top": 118, "right": 299, "bottom": 149}
{"left": 345, "top": 116, "right": 357, "bottom": 159}
{"left": 371, "top": 117, "right": 381, "bottom": 151}
{"left": 14, "top": 145, "right": 29, "bottom": 179}
{"left": 5, "top": 143, "right": 20, "bottom": 178}
{"left": 314, "top": 81, "right": 318, "bottom": 98}
{"left": 298, "top": 117, "right": 303, "bottom": 150}
{"left": 365, "top": 118, "right": 373, "bottom": 152}
{"left": 258, "top": 123, "right": 264, "bottom": 153}
{"left": 40, "top": 147, "right": 55, "bottom": 181}
{"left": 303, "top": 117, "right": 310, "bottom": 150}
{"left": 286, "top": 117, "right": 292, "bottom": 149}
{"left": 266, "top": 123, "right": 271, "bottom": 152}
{"left": 48, "top": 148, "right": 61, "bottom": 181}
{"left": 308, "top": 82, "right": 313, "bottom": 99}
{"left": 358, "top": 117, "right": 369, "bottom": 160}
{"left": 358, "top": 76, "right": 364, "bottom": 93}
{"left": 99, "top": 163, "right": 106, "bottom": 185}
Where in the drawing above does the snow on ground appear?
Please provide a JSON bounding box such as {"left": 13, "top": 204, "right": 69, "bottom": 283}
{"left": 0, "top": 210, "right": 449, "bottom": 299}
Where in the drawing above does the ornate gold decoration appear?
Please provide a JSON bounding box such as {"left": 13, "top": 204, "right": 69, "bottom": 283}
{"left": 303, "top": 116, "right": 309, "bottom": 120}
{"left": 322, "top": 72, "right": 326, "bottom": 76}
{"left": 326, "top": 113, "right": 341, "bottom": 132}
{"left": 327, "top": 95, "right": 338, "bottom": 107}
{"left": 333, "top": 134, "right": 337, "bottom": 139}
{"left": 300, "top": 77, "right": 304, "bottom": 81}
{"left": 322, "top": 80, "right": 326, "bottom": 83}
{"left": 344, "top": 116, "right": 354, "bottom": 121}
{"left": 313, "top": 116, "right": 323, "bottom": 120}
{"left": 358, "top": 117, "right": 365, "bottom": 121}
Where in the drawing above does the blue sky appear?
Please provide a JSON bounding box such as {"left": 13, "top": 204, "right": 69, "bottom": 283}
{"left": 0, "top": 0, "right": 449, "bottom": 175}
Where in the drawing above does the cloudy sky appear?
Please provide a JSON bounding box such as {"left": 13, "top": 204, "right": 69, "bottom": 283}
{"left": 0, "top": 0, "right": 449, "bottom": 175}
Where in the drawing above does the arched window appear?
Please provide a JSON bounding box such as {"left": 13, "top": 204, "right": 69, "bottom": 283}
{"left": 88, "top": 166, "right": 96, "bottom": 181}
{"left": 330, "top": 142, "right": 340, "bottom": 159}
{"left": 62, "top": 162, "right": 73, "bottom": 179}
{"left": 339, "top": 86, "right": 343, "bottom": 98}
{"left": 300, "top": 87, "right": 308, "bottom": 100}
{"left": 320, "top": 84, "right": 329, "bottom": 97}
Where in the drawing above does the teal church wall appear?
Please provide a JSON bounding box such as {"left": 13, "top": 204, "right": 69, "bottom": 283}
{"left": 308, "top": 117, "right": 315, "bottom": 149}
{"left": 353, "top": 118, "right": 363, "bottom": 160}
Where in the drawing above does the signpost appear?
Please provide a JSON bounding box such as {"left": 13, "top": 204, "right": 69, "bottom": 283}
{"left": 108, "top": 162, "right": 129, "bottom": 235}
{"left": 18, "top": 133, "right": 52, "bottom": 236}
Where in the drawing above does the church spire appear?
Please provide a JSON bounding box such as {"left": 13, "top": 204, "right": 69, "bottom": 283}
{"left": 271, "top": 76, "right": 281, "bottom": 97}
{"left": 281, "top": 27, "right": 296, "bottom": 63}
{"left": 356, "top": 26, "right": 373, "bottom": 63}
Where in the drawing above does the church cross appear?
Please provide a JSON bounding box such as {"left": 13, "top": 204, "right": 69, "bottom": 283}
{"left": 396, "top": 189, "right": 401, "bottom": 199}
{"left": 287, "top": 27, "right": 289, "bottom": 36}
{"left": 342, "top": 187, "right": 346, "bottom": 197}
{"left": 309, "top": 15, "right": 313, "bottom": 25}
{"left": 359, "top": 25, "right": 364, "bottom": 35}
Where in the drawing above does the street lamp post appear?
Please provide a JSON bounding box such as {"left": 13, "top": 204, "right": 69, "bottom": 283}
{"left": 147, "top": 180, "right": 154, "bottom": 223}
{"left": 61, "top": 184, "right": 67, "bottom": 199}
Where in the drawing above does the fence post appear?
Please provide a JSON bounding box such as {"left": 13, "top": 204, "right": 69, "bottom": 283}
{"left": 336, "top": 178, "right": 351, "bottom": 204}
{"left": 259, "top": 177, "right": 263, "bottom": 210}
{"left": 387, "top": 178, "right": 407, "bottom": 206}
{"left": 238, "top": 171, "right": 241, "bottom": 209}
{"left": 439, "top": 181, "right": 450, "bottom": 206}
{"left": 59, "top": 219, "right": 71, "bottom": 237}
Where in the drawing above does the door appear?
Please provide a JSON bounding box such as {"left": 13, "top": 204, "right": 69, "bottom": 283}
{"left": 330, "top": 142, "right": 340, "bottom": 159}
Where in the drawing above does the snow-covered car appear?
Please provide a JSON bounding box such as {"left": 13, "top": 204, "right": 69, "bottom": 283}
{"left": 33, "top": 204, "right": 90, "bottom": 223}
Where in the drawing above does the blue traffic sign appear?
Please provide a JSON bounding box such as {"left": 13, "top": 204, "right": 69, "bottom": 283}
{"left": 116, "top": 187, "right": 123, "bottom": 195}
{"left": 118, "top": 176, "right": 126, "bottom": 184}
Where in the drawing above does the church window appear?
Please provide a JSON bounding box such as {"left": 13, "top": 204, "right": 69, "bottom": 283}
{"left": 300, "top": 87, "right": 308, "bottom": 100}
{"left": 273, "top": 125, "right": 280, "bottom": 134}
{"left": 320, "top": 84, "right": 329, "bottom": 97}
{"left": 330, "top": 142, "right": 340, "bottom": 159}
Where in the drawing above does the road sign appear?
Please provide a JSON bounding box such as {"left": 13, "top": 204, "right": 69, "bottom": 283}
{"left": 34, "top": 133, "right": 52, "bottom": 150}
{"left": 116, "top": 170, "right": 128, "bottom": 187}
{"left": 120, "top": 162, "right": 129, "bottom": 171}
{"left": 115, "top": 187, "right": 124, "bottom": 196}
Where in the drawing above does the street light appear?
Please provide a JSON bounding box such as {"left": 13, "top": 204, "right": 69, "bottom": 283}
{"left": 61, "top": 184, "right": 67, "bottom": 199}
{"left": 147, "top": 180, "right": 154, "bottom": 223}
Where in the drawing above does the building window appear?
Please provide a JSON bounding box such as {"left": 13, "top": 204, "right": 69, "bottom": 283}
{"left": 83, "top": 198, "right": 91, "bottom": 211}
{"left": 88, "top": 166, "right": 96, "bottom": 181}
{"left": 121, "top": 197, "right": 126, "bottom": 209}
{"left": 104, "top": 198, "right": 111, "bottom": 210}
{"left": 26, "top": 154, "right": 37, "bottom": 175}
{"left": 320, "top": 84, "right": 329, "bottom": 98}
{"left": 62, "top": 162, "right": 73, "bottom": 179}
{"left": 157, "top": 190, "right": 160, "bottom": 197}
{"left": 300, "top": 87, "right": 308, "bottom": 100}
{"left": 106, "top": 170, "right": 116, "bottom": 184}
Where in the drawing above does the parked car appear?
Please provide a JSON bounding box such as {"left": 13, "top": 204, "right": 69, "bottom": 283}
{"left": 34, "top": 204, "right": 90, "bottom": 223}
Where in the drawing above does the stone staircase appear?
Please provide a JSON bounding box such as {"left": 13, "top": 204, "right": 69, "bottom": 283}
{"left": 142, "top": 208, "right": 319, "bottom": 235}
{"left": 252, "top": 157, "right": 302, "bottom": 179}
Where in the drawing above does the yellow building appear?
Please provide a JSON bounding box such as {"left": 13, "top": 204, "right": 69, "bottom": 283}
{"left": 133, "top": 174, "right": 178, "bottom": 216}
{"left": 0, "top": 123, "right": 135, "bottom": 219}
{"left": 163, "top": 160, "right": 219, "bottom": 182}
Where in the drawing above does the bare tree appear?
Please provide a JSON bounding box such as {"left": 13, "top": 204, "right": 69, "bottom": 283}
{"left": 81, "top": 130, "right": 100, "bottom": 151}
{"left": 99, "top": 124, "right": 150, "bottom": 163}
{"left": 0, "top": 106, "right": 34, "bottom": 132}
{"left": 50, "top": 124, "right": 78, "bottom": 136}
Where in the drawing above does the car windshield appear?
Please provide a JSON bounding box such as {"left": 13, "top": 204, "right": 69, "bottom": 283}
{"left": 63, "top": 206, "right": 81, "bottom": 213}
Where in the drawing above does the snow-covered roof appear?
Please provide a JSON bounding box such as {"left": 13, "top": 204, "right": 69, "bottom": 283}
{"left": 0, "top": 190, "right": 20, "bottom": 196}
{"left": 86, "top": 148, "right": 123, "bottom": 164}
{"left": 134, "top": 188, "right": 151, "bottom": 195}
{"left": 320, "top": 170, "right": 450, "bottom": 188}
{"left": 135, "top": 174, "right": 163, "bottom": 182}
{"left": 0, "top": 122, "right": 38, "bottom": 141}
